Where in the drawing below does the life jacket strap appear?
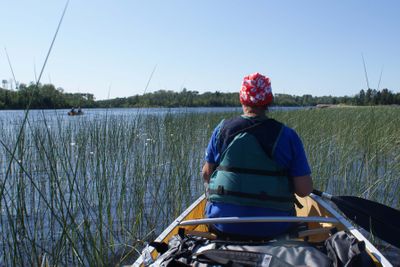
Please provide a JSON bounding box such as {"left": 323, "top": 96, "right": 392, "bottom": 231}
{"left": 217, "top": 165, "right": 288, "bottom": 177}
{"left": 209, "top": 186, "right": 294, "bottom": 203}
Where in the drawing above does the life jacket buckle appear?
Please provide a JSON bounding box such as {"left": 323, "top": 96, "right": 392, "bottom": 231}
{"left": 260, "top": 191, "right": 268, "bottom": 200}
{"left": 217, "top": 185, "right": 225, "bottom": 195}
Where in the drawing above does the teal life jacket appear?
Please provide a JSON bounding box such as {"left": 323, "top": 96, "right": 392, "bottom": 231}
{"left": 208, "top": 116, "right": 295, "bottom": 211}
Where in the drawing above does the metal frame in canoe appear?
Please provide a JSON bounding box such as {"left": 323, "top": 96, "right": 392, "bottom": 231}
{"left": 132, "top": 193, "right": 392, "bottom": 267}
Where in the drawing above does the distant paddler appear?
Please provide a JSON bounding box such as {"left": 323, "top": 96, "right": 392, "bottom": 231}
{"left": 68, "top": 106, "right": 84, "bottom": 116}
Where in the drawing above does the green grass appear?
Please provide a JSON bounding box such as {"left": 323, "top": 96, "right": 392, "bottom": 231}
{"left": 0, "top": 106, "right": 399, "bottom": 265}
{"left": 270, "top": 106, "right": 400, "bottom": 206}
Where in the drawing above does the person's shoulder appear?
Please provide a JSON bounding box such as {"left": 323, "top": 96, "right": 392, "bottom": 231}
{"left": 211, "top": 119, "right": 226, "bottom": 139}
{"left": 265, "top": 118, "right": 289, "bottom": 132}
{"left": 224, "top": 115, "right": 243, "bottom": 123}
{"left": 279, "top": 124, "right": 301, "bottom": 140}
{"left": 215, "top": 119, "right": 225, "bottom": 130}
{"left": 219, "top": 115, "right": 244, "bottom": 129}
{"left": 282, "top": 124, "right": 296, "bottom": 134}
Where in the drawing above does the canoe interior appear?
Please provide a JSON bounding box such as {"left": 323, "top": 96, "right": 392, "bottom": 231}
{"left": 139, "top": 194, "right": 385, "bottom": 266}
{"left": 155, "top": 195, "right": 343, "bottom": 244}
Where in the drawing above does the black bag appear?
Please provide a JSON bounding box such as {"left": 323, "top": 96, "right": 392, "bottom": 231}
{"left": 324, "top": 231, "right": 375, "bottom": 267}
{"left": 149, "top": 234, "right": 210, "bottom": 266}
{"left": 151, "top": 235, "right": 331, "bottom": 266}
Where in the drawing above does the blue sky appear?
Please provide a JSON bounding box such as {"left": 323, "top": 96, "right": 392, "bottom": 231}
{"left": 1, "top": 1, "right": 399, "bottom": 100}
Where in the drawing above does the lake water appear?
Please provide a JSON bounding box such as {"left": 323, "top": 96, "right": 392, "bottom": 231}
{"left": 0, "top": 106, "right": 304, "bottom": 118}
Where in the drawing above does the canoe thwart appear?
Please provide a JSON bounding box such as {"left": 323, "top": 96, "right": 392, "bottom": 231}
{"left": 179, "top": 216, "right": 339, "bottom": 226}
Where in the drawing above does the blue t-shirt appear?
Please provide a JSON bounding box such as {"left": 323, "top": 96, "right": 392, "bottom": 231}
{"left": 205, "top": 117, "right": 311, "bottom": 237}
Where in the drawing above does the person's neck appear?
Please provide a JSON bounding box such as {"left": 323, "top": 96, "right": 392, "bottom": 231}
{"left": 242, "top": 105, "right": 268, "bottom": 118}
{"left": 243, "top": 111, "right": 266, "bottom": 118}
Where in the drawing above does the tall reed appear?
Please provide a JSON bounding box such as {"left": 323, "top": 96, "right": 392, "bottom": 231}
{"left": 270, "top": 106, "right": 400, "bottom": 206}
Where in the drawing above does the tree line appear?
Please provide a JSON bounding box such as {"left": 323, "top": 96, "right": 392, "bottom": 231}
{"left": 0, "top": 83, "right": 96, "bottom": 109}
{"left": 0, "top": 83, "right": 399, "bottom": 110}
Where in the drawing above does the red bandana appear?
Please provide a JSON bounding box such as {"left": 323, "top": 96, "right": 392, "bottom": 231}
{"left": 239, "top": 73, "right": 272, "bottom": 106}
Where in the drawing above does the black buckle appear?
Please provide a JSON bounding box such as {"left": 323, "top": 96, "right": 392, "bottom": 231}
{"left": 259, "top": 191, "right": 268, "bottom": 200}
{"left": 217, "top": 185, "right": 224, "bottom": 195}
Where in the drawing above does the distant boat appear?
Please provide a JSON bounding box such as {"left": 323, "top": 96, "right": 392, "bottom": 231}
{"left": 68, "top": 110, "right": 84, "bottom": 116}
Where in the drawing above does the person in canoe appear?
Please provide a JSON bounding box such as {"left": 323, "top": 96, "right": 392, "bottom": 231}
{"left": 68, "top": 106, "right": 84, "bottom": 116}
{"left": 202, "top": 72, "right": 313, "bottom": 239}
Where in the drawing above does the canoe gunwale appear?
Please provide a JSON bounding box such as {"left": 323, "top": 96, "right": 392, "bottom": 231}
{"left": 132, "top": 194, "right": 206, "bottom": 266}
{"left": 154, "top": 194, "right": 206, "bottom": 243}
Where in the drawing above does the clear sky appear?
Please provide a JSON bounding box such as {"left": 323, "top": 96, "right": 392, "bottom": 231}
{"left": 1, "top": 1, "right": 399, "bottom": 100}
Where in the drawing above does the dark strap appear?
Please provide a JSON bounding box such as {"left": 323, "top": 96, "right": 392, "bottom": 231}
{"left": 209, "top": 186, "right": 294, "bottom": 203}
{"left": 218, "top": 117, "right": 284, "bottom": 159}
{"left": 217, "top": 165, "right": 288, "bottom": 177}
{"left": 294, "top": 198, "right": 303, "bottom": 209}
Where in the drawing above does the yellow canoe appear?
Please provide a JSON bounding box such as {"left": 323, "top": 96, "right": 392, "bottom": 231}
{"left": 132, "top": 193, "right": 392, "bottom": 266}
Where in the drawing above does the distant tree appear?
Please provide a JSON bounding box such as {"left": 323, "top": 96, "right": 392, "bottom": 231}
{"left": 365, "top": 88, "right": 373, "bottom": 105}
{"left": 380, "top": 89, "right": 392, "bottom": 105}
{"left": 302, "top": 94, "right": 313, "bottom": 105}
{"left": 357, "top": 89, "right": 365, "bottom": 105}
